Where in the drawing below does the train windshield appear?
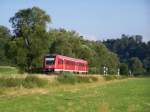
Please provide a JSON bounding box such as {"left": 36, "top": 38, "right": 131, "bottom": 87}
{"left": 45, "top": 57, "right": 55, "bottom": 65}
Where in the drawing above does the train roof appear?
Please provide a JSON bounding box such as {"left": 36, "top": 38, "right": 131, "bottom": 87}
{"left": 46, "top": 54, "right": 88, "bottom": 63}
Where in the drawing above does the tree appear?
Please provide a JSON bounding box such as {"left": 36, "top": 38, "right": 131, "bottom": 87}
{"left": 120, "top": 63, "right": 128, "bottom": 75}
{"left": 143, "top": 57, "right": 150, "bottom": 75}
{"left": 0, "top": 25, "right": 11, "bottom": 65}
{"left": 48, "top": 29, "right": 120, "bottom": 74}
{"left": 50, "top": 37, "right": 73, "bottom": 57}
{"left": 93, "top": 41, "right": 119, "bottom": 74}
{"left": 103, "top": 34, "right": 150, "bottom": 75}
{"left": 9, "top": 7, "right": 51, "bottom": 71}
{"left": 49, "top": 29, "right": 76, "bottom": 57}
{"left": 129, "top": 57, "right": 145, "bottom": 75}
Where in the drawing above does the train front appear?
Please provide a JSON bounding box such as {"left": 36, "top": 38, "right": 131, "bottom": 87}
{"left": 43, "top": 55, "right": 56, "bottom": 73}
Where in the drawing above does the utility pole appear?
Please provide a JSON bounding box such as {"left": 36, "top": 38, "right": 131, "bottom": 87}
{"left": 129, "top": 70, "right": 132, "bottom": 76}
{"left": 104, "top": 65, "right": 108, "bottom": 76}
{"left": 106, "top": 67, "right": 108, "bottom": 76}
{"left": 103, "top": 66, "right": 106, "bottom": 76}
{"left": 117, "top": 68, "right": 120, "bottom": 76}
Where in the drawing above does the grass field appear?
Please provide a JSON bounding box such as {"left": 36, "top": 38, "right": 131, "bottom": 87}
{"left": 0, "top": 66, "right": 19, "bottom": 77}
{"left": 0, "top": 78, "right": 149, "bottom": 112}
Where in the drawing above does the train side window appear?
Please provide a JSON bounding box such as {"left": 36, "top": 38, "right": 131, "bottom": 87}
{"left": 79, "top": 63, "right": 84, "bottom": 66}
{"left": 58, "top": 59, "right": 64, "bottom": 64}
{"left": 66, "top": 60, "right": 73, "bottom": 65}
{"left": 66, "top": 61, "right": 68, "bottom": 65}
{"left": 72, "top": 62, "right": 75, "bottom": 65}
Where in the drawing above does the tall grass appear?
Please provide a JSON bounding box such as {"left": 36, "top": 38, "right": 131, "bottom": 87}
{"left": 57, "top": 73, "right": 98, "bottom": 84}
{"left": 0, "top": 78, "right": 149, "bottom": 112}
{"left": 0, "top": 66, "right": 19, "bottom": 77}
{"left": 0, "top": 77, "right": 23, "bottom": 87}
{"left": 0, "top": 76, "right": 48, "bottom": 88}
{"left": 23, "top": 76, "right": 48, "bottom": 88}
{"left": 103, "top": 75, "right": 128, "bottom": 81}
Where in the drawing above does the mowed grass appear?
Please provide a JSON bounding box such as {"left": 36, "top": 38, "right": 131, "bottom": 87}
{"left": 0, "top": 78, "right": 149, "bottom": 112}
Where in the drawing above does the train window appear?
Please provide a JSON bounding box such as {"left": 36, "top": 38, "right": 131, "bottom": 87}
{"left": 69, "top": 61, "right": 74, "bottom": 65}
{"left": 45, "top": 58, "right": 55, "bottom": 65}
{"left": 58, "top": 59, "right": 64, "bottom": 64}
{"left": 45, "top": 55, "right": 56, "bottom": 65}
{"left": 76, "top": 63, "right": 79, "bottom": 66}
{"left": 46, "top": 60, "right": 54, "bottom": 65}
{"left": 79, "top": 63, "right": 84, "bottom": 66}
{"left": 66, "top": 61, "right": 69, "bottom": 65}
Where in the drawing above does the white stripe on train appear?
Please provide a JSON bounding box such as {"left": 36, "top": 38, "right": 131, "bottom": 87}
{"left": 54, "top": 69, "right": 87, "bottom": 73}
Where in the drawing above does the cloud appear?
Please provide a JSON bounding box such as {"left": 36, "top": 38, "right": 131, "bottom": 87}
{"left": 78, "top": 32, "right": 98, "bottom": 41}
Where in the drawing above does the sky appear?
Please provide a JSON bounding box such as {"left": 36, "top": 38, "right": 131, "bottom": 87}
{"left": 0, "top": 0, "right": 150, "bottom": 41}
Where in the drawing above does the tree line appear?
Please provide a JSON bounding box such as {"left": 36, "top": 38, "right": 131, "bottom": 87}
{"left": 0, "top": 7, "right": 149, "bottom": 75}
{"left": 103, "top": 35, "right": 150, "bottom": 75}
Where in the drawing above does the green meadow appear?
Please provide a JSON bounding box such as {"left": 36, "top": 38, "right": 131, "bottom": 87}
{"left": 0, "top": 77, "right": 149, "bottom": 112}
{"left": 0, "top": 66, "right": 20, "bottom": 77}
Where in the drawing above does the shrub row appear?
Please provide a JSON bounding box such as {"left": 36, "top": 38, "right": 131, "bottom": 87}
{"left": 0, "top": 76, "right": 48, "bottom": 88}
{"left": 56, "top": 73, "right": 98, "bottom": 84}
{"left": 103, "top": 75, "right": 128, "bottom": 81}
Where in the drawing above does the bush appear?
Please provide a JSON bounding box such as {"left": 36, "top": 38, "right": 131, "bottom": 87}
{"left": 0, "top": 76, "right": 48, "bottom": 88}
{"left": 89, "top": 67, "right": 99, "bottom": 74}
{"left": 103, "top": 75, "right": 128, "bottom": 81}
{"left": 76, "top": 76, "right": 98, "bottom": 83}
{"left": 57, "top": 73, "right": 98, "bottom": 84}
{"left": 91, "top": 76, "right": 98, "bottom": 81}
{"left": 120, "top": 63, "right": 129, "bottom": 75}
{"left": 0, "top": 77, "right": 23, "bottom": 87}
{"left": 76, "top": 76, "right": 90, "bottom": 83}
{"left": 57, "top": 74, "right": 77, "bottom": 84}
{"left": 30, "top": 68, "right": 44, "bottom": 74}
{"left": 103, "top": 75, "right": 116, "bottom": 81}
{"left": 23, "top": 76, "right": 48, "bottom": 88}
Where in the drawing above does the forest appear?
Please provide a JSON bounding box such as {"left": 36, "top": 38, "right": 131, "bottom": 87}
{"left": 0, "top": 7, "right": 149, "bottom": 76}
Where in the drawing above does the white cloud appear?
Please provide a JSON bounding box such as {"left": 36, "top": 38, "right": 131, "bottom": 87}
{"left": 78, "top": 32, "right": 98, "bottom": 41}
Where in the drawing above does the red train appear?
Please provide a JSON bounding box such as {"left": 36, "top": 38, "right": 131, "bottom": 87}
{"left": 43, "top": 54, "right": 88, "bottom": 73}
